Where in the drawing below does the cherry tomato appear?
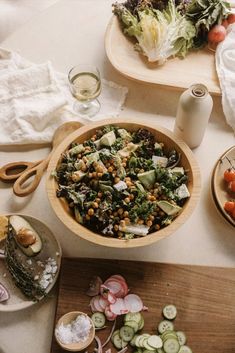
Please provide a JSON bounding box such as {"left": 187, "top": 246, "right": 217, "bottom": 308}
{"left": 228, "top": 180, "right": 235, "bottom": 193}
{"left": 227, "top": 13, "right": 235, "bottom": 24}
{"left": 221, "top": 19, "right": 229, "bottom": 29}
{"left": 224, "top": 201, "right": 235, "bottom": 213}
{"left": 208, "top": 25, "right": 226, "bottom": 43}
{"left": 224, "top": 168, "right": 235, "bottom": 182}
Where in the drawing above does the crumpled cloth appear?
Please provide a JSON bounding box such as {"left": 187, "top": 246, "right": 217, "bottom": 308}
{"left": 216, "top": 24, "right": 235, "bottom": 132}
{"left": 0, "top": 48, "right": 128, "bottom": 145}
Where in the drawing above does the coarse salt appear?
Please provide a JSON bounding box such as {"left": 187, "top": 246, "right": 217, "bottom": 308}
{"left": 56, "top": 314, "right": 92, "bottom": 345}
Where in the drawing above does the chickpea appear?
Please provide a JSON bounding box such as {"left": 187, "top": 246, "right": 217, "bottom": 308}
{"left": 82, "top": 156, "right": 88, "bottom": 163}
{"left": 129, "top": 194, "right": 135, "bottom": 200}
{"left": 123, "top": 211, "right": 129, "bottom": 217}
{"left": 88, "top": 208, "right": 94, "bottom": 216}
{"left": 114, "top": 224, "right": 119, "bottom": 232}
{"left": 114, "top": 177, "right": 120, "bottom": 184}
{"left": 92, "top": 202, "right": 99, "bottom": 209}
{"left": 97, "top": 192, "right": 103, "bottom": 198}
{"left": 112, "top": 171, "right": 117, "bottom": 177}
{"left": 108, "top": 166, "right": 113, "bottom": 173}
{"left": 95, "top": 198, "right": 101, "bottom": 203}
{"left": 124, "top": 197, "right": 130, "bottom": 204}
{"left": 97, "top": 173, "right": 103, "bottom": 178}
{"left": 146, "top": 220, "right": 153, "bottom": 227}
{"left": 85, "top": 214, "right": 91, "bottom": 221}
{"left": 155, "top": 224, "right": 161, "bottom": 230}
{"left": 150, "top": 195, "right": 156, "bottom": 201}
{"left": 96, "top": 166, "right": 104, "bottom": 174}
{"left": 122, "top": 162, "right": 127, "bottom": 168}
{"left": 92, "top": 172, "right": 97, "bottom": 178}
{"left": 113, "top": 211, "right": 118, "bottom": 217}
{"left": 91, "top": 137, "right": 96, "bottom": 142}
{"left": 149, "top": 215, "right": 155, "bottom": 221}
{"left": 123, "top": 158, "right": 128, "bottom": 163}
{"left": 159, "top": 211, "right": 165, "bottom": 217}
{"left": 138, "top": 219, "right": 144, "bottom": 225}
{"left": 120, "top": 220, "right": 125, "bottom": 227}
{"left": 146, "top": 194, "right": 152, "bottom": 201}
{"left": 118, "top": 208, "right": 124, "bottom": 215}
{"left": 106, "top": 162, "right": 111, "bottom": 168}
{"left": 78, "top": 154, "right": 82, "bottom": 159}
{"left": 126, "top": 181, "right": 132, "bottom": 187}
{"left": 139, "top": 169, "right": 145, "bottom": 173}
{"left": 125, "top": 177, "right": 131, "bottom": 181}
{"left": 81, "top": 165, "right": 87, "bottom": 172}
{"left": 85, "top": 146, "right": 91, "bottom": 151}
{"left": 88, "top": 172, "right": 93, "bottom": 178}
{"left": 124, "top": 217, "right": 130, "bottom": 224}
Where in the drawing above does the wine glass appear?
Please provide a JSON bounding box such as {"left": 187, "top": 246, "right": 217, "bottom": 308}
{"left": 68, "top": 64, "right": 101, "bottom": 118}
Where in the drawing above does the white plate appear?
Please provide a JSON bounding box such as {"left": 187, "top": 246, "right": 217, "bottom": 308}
{"left": 0, "top": 214, "right": 62, "bottom": 312}
{"left": 211, "top": 146, "right": 235, "bottom": 227}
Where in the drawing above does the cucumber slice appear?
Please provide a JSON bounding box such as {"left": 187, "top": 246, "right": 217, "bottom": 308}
{"left": 163, "top": 338, "right": 180, "bottom": 353}
{"left": 138, "top": 316, "right": 145, "bottom": 330}
{"left": 130, "top": 334, "right": 139, "bottom": 347}
{"left": 176, "top": 331, "right": 187, "bottom": 346}
{"left": 120, "top": 325, "right": 135, "bottom": 342}
{"left": 138, "top": 334, "right": 151, "bottom": 348}
{"left": 125, "top": 320, "right": 140, "bottom": 333}
{"left": 143, "top": 338, "right": 156, "bottom": 351}
{"left": 112, "top": 332, "right": 123, "bottom": 349}
{"left": 178, "top": 345, "right": 192, "bottom": 353}
{"left": 91, "top": 312, "right": 106, "bottom": 328}
{"left": 158, "top": 320, "right": 174, "bottom": 334}
{"left": 125, "top": 312, "right": 142, "bottom": 324}
{"left": 135, "top": 335, "right": 144, "bottom": 348}
{"left": 147, "top": 335, "right": 163, "bottom": 349}
{"left": 161, "top": 331, "right": 178, "bottom": 342}
{"left": 163, "top": 305, "right": 177, "bottom": 320}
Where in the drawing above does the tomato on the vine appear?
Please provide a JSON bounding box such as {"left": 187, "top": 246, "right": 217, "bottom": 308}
{"left": 224, "top": 168, "right": 235, "bottom": 182}
{"left": 224, "top": 201, "right": 235, "bottom": 213}
{"left": 228, "top": 180, "right": 235, "bottom": 193}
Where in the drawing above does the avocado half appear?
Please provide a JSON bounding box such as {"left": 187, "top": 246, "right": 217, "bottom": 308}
{"left": 9, "top": 215, "right": 42, "bottom": 257}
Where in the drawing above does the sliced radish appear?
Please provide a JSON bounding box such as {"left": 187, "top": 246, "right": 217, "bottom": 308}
{"left": 109, "top": 274, "right": 126, "bottom": 282}
{"left": 0, "top": 283, "right": 9, "bottom": 302}
{"left": 98, "top": 296, "right": 109, "bottom": 311}
{"left": 104, "top": 278, "right": 129, "bottom": 298}
{"left": 90, "top": 295, "right": 104, "bottom": 312}
{"left": 107, "top": 291, "right": 117, "bottom": 304}
{"left": 110, "top": 298, "right": 129, "bottom": 315}
{"left": 124, "top": 294, "right": 144, "bottom": 313}
{"left": 105, "top": 305, "right": 117, "bottom": 321}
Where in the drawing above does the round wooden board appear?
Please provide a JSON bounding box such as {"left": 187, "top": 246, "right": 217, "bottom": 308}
{"left": 0, "top": 214, "right": 62, "bottom": 312}
{"left": 211, "top": 146, "right": 235, "bottom": 227}
{"left": 105, "top": 16, "right": 221, "bottom": 96}
{"left": 46, "top": 118, "right": 201, "bottom": 248}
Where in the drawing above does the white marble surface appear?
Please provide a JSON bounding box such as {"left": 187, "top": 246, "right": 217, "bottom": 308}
{"left": 0, "top": 1, "right": 235, "bottom": 352}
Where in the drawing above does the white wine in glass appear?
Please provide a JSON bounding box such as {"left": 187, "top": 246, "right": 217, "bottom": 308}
{"left": 68, "top": 65, "right": 101, "bottom": 118}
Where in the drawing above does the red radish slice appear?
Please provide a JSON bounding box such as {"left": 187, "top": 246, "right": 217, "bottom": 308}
{"left": 107, "top": 291, "right": 117, "bottom": 304}
{"left": 98, "top": 296, "right": 109, "bottom": 311}
{"left": 105, "top": 306, "right": 117, "bottom": 321}
{"left": 110, "top": 298, "right": 129, "bottom": 315}
{"left": 104, "top": 278, "right": 129, "bottom": 298}
{"left": 90, "top": 295, "right": 104, "bottom": 312}
{"left": 124, "top": 294, "right": 143, "bottom": 313}
{"left": 109, "top": 274, "right": 126, "bottom": 282}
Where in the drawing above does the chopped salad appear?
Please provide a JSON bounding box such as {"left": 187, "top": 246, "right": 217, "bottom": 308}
{"left": 54, "top": 125, "right": 190, "bottom": 239}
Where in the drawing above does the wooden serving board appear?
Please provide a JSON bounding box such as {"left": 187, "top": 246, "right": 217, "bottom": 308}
{"left": 105, "top": 16, "right": 221, "bottom": 96}
{"left": 51, "top": 258, "right": 235, "bottom": 353}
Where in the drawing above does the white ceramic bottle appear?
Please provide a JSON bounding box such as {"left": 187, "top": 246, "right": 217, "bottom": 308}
{"left": 173, "top": 84, "right": 213, "bottom": 149}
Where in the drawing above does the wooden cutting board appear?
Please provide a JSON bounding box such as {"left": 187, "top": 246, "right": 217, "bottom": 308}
{"left": 51, "top": 258, "right": 235, "bottom": 353}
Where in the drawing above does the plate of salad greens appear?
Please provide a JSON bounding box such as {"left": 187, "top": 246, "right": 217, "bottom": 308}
{"left": 47, "top": 120, "right": 200, "bottom": 248}
{"left": 105, "top": 0, "right": 234, "bottom": 95}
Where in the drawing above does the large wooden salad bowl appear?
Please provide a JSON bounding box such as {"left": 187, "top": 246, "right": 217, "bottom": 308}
{"left": 46, "top": 119, "right": 200, "bottom": 248}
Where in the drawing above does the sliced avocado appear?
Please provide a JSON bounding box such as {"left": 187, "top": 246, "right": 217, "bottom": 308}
{"left": 138, "top": 170, "right": 156, "bottom": 189}
{"left": 157, "top": 200, "right": 182, "bottom": 216}
{"left": 9, "top": 215, "right": 42, "bottom": 257}
{"left": 68, "top": 144, "right": 85, "bottom": 155}
{"left": 118, "top": 128, "right": 132, "bottom": 141}
{"left": 118, "top": 142, "right": 139, "bottom": 158}
{"left": 170, "top": 167, "right": 185, "bottom": 175}
{"left": 100, "top": 131, "right": 116, "bottom": 146}
{"left": 86, "top": 151, "right": 99, "bottom": 166}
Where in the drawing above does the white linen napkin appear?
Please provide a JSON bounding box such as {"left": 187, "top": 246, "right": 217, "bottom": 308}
{"left": 215, "top": 25, "right": 235, "bottom": 132}
{"left": 0, "top": 48, "right": 128, "bottom": 145}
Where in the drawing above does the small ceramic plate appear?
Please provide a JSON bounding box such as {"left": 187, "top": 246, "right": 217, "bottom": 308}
{"left": 211, "top": 146, "right": 235, "bottom": 227}
{"left": 0, "top": 214, "right": 62, "bottom": 312}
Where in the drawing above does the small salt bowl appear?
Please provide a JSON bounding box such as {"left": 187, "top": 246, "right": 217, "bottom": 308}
{"left": 55, "top": 311, "right": 95, "bottom": 352}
